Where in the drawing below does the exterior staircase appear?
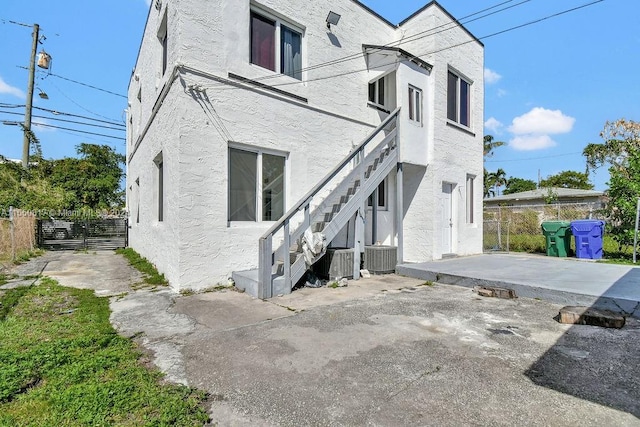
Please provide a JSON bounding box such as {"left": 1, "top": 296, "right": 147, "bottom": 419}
{"left": 233, "top": 108, "right": 400, "bottom": 298}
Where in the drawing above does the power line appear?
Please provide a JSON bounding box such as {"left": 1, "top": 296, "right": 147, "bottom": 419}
{"left": 485, "top": 152, "right": 584, "bottom": 163}
{"left": 42, "top": 71, "right": 127, "bottom": 99}
{"left": 46, "top": 78, "right": 124, "bottom": 123}
{"left": 2, "top": 120, "right": 125, "bottom": 140}
{"left": 0, "top": 110, "right": 125, "bottom": 131}
{"left": 199, "top": 0, "right": 604, "bottom": 92}
{"left": 32, "top": 106, "right": 125, "bottom": 127}
{"left": 0, "top": 103, "right": 125, "bottom": 127}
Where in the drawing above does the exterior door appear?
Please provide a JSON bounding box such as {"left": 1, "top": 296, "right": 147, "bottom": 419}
{"left": 442, "top": 183, "right": 454, "bottom": 254}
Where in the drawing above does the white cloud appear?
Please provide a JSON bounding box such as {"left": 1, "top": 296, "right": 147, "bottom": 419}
{"left": 0, "top": 76, "right": 25, "bottom": 99}
{"left": 144, "top": 0, "right": 151, "bottom": 6}
{"left": 484, "top": 68, "right": 502, "bottom": 84}
{"left": 497, "top": 89, "right": 507, "bottom": 98}
{"left": 509, "top": 135, "right": 556, "bottom": 151}
{"left": 484, "top": 117, "right": 503, "bottom": 134}
{"left": 509, "top": 107, "right": 575, "bottom": 135}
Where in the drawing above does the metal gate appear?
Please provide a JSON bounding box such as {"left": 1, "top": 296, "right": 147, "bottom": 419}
{"left": 37, "top": 218, "right": 128, "bottom": 251}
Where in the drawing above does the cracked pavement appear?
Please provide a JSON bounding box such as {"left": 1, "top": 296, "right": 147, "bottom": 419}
{"left": 9, "top": 251, "right": 640, "bottom": 426}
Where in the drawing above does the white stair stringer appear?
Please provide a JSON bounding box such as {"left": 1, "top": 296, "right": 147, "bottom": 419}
{"left": 272, "top": 135, "right": 398, "bottom": 292}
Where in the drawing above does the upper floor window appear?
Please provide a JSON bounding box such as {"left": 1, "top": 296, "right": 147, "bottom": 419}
{"left": 158, "top": 10, "right": 168, "bottom": 76}
{"left": 408, "top": 85, "right": 422, "bottom": 124}
{"left": 447, "top": 70, "right": 471, "bottom": 127}
{"left": 250, "top": 11, "right": 302, "bottom": 80}
{"left": 368, "top": 78, "right": 385, "bottom": 107}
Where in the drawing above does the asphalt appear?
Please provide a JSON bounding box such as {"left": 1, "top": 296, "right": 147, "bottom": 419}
{"left": 398, "top": 253, "right": 640, "bottom": 318}
{"left": 3, "top": 251, "right": 640, "bottom": 426}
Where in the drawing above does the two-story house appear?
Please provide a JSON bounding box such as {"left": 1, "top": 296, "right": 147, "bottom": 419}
{"left": 127, "top": 0, "right": 484, "bottom": 297}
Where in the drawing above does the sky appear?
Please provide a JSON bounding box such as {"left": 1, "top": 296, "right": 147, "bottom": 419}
{"left": 1, "top": 0, "right": 638, "bottom": 192}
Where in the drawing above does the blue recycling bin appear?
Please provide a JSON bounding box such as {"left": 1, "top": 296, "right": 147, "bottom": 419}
{"left": 570, "top": 220, "right": 605, "bottom": 259}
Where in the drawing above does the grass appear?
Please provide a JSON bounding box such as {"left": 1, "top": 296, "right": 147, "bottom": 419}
{"left": 11, "top": 249, "right": 45, "bottom": 265}
{"left": 0, "top": 277, "right": 209, "bottom": 426}
{"left": 116, "top": 248, "right": 168, "bottom": 286}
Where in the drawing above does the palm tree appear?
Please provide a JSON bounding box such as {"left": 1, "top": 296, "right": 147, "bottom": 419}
{"left": 484, "top": 135, "right": 505, "bottom": 158}
{"left": 488, "top": 168, "right": 507, "bottom": 197}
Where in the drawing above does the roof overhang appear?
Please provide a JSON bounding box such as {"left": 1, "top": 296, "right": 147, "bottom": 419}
{"left": 362, "top": 44, "right": 433, "bottom": 72}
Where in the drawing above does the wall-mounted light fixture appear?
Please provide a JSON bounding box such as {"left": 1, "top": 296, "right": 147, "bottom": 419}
{"left": 326, "top": 11, "right": 341, "bottom": 29}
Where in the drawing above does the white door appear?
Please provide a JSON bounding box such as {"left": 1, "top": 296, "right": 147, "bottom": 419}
{"left": 442, "top": 183, "right": 453, "bottom": 254}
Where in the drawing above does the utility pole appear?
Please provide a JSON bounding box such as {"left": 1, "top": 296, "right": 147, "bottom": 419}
{"left": 22, "top": 23, "right": 39, "bottom": 169}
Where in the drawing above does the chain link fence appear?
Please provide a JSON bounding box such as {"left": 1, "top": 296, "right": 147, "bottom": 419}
{"left": 483, "top": 202, "right": 605, "bottom": 253}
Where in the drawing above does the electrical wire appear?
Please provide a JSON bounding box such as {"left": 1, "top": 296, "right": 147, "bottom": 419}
{"left": 43, "top": 71, "right": 127, "bottom": 98}
{"left": 485, "top": 152, "right": 584, "bottom": 162}
{"left": 197, "top": 0, "right": 604, "bottom": 92}
{"left": 32, "top": 106, "right": 125, "bottom": 127}
{"left": 45, "top": 78, "right": 124, "bottom": 123}
{"left": 2, "top": 120, "right": 124, "bottom": 140}
{"left": 0, "top": 110, "right": 125, "bottom": 131}
{"left": 198, "top": 0, "right": 529, "bottom": 89}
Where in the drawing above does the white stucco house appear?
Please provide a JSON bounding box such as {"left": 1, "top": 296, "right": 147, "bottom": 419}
{"left": 126, "top": 0, "right": 484, "bottom": 297}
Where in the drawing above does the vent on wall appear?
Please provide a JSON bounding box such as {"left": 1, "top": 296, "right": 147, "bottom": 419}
{"left": 155, "top": 0, "right": 162, "bottom": 10}
{"left": 314, "top": 248, "right": 354, "bottom": 280}
{"left": 364, "top": 245, "right": 397, "bottom": 274}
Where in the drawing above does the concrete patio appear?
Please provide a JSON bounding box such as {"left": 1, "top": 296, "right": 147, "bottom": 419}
{"left": 398, "top": 253, "right": 640, "bottom": 318}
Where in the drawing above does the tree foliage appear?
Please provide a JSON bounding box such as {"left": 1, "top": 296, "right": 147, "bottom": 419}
{"left": 583, "top": 119, "right": 640, "bottom": 250}
{"left": 539, "top": 170, "right": 593, "bottom": 190}
{"left": 503, "top": 177, "right": 537, "bottom": 195}
{"left": 483, "top": 135, "right": 506, "bottom": 158}
{"left": 0, "top": 144, "right": 124, "bottom": 213}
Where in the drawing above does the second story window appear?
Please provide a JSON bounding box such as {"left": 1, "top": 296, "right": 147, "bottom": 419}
{"left": 447, "top": 70, "right": 471, "bottom": 127}
{"left": 408, "top": 85, "right": 422, "bottom": 124}
{"left": 250, "top": 11, "right": 302, "bottom": 80}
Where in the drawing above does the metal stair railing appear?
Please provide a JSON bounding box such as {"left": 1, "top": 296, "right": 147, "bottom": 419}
{"left": 258, "top": 108, "right": 400, "bottom": 299}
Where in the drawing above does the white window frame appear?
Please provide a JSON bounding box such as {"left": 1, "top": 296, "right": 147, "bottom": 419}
{"left": 157, "top": 9, "right": 168, "bottom": 77}
{"left": 466, "top": 174, "right": 475, "bottom": 224}
{"left": 408, "top": 85, "right": 422, "bottom": 125}
{"left": 228, "top": 144, "right": 288, "bottom": 223}
{"left": 368, "top": 76, "right": 386, "bottom": 109}
{"left": 250, "top": 8, "right": 304, "bottom": 80}
{"left": 447, "top": 68, "right": 472, "bottom": 128}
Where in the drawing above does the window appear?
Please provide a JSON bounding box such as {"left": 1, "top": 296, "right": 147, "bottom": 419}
{"left": 408, "top": 85, "right": 422, "bottom": 124}
{"left": 466, "top": 174, "right": 475, "bottom": 223}
{"left": 155, "top": 153, "right": 164, "bottom": 222}
{"left": 368, "top": 77, "right": 385, "bottom": 107}
{"left": 229, "top": 147, "right": 286, "bottom": 222}
{"left": 447, "top": 70, "right": 471, "bottom": 127}
{"left": 158, "top": 10, "right": 168, "bottom": 76}
{"left": 368, "top": 179, "right": 387, "bottom": 209}
{"left": 250, "top": 11, "right": 302, "bottom": 80}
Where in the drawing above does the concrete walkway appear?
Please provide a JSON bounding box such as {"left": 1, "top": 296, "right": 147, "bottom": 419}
{"left": 398, "top": 253, "right": 640, "bottom": 318}
{"left": 4, "top": 251, "right": 640, "bottom": 425}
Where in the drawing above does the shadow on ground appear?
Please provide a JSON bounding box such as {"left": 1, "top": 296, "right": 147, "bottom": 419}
{"left": 525, "top": 269, "right": 640, "bottom": 418}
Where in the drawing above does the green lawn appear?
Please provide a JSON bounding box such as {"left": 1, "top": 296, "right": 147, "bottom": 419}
{"left": 0, "top": 278, "right": 209, "bottom": 426}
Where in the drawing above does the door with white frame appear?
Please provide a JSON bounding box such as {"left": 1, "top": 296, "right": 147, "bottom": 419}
{"left": 441, "top": 182, "right": 454, "bottom": 254}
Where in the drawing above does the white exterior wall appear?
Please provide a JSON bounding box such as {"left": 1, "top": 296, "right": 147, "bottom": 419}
{"left": 127, "top": 0, "right": 484, "bottom": 290}
{"left": 398, "top": 5, "right": 484, "bottom": 261}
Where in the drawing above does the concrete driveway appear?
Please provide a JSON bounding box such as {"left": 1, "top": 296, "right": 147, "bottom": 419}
{"left": 10, "top": 251, "right": 640, "bottom": 426}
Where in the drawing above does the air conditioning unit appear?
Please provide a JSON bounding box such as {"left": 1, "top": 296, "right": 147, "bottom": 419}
{"left": 364, "top": 245, "right": 397, "bottom": 274}
{"left": 313, "top": 248, "right": 354, "bottom": 279}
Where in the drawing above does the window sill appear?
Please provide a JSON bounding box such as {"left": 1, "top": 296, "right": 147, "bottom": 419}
{"left": 367, "top": 102, "right": 391, "bottom": 114}
{"left": 408, "top": 119, "right": 423, "bottom": 128}
{"left": 227, "top": 221, "right": 276, "bottom": 229}
{"left": 446, "top": 120, "right": 475, "bottom": 136}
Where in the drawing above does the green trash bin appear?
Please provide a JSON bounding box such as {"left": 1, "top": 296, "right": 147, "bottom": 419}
{"left": 541, "top": 221, "right": 572, "bottom": 257}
